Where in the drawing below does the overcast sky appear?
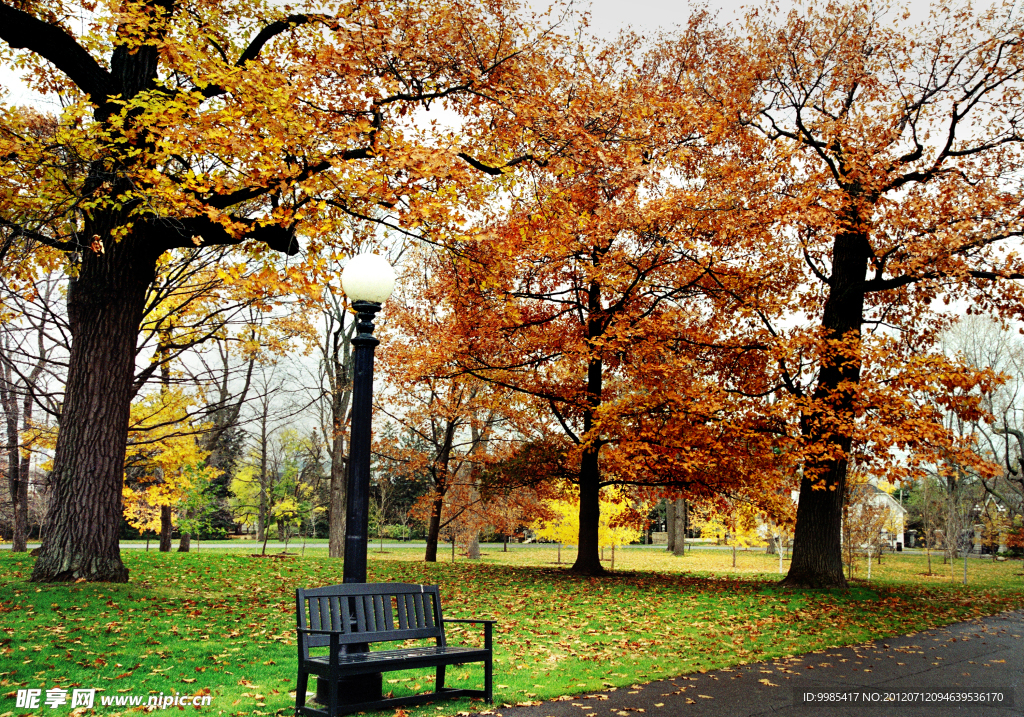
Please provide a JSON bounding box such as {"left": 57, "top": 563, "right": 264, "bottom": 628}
{"left": 569, "top": 0, "right": 749, "bottom": 35}
{"left": 573, "top": 0, "right": 1015, "bottom": 37}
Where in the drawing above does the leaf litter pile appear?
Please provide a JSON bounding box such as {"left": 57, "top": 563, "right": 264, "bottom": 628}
{"left": 1, "top": 548, "right": 1021, "bottom": 717}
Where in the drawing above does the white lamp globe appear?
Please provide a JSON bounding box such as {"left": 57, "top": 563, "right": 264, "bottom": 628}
{"left": 341, "top": 253, "right": 396, "bottom": 303}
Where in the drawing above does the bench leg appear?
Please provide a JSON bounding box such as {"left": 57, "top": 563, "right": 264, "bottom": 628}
{"left": 296, "top": 671, "right": 309, "bottom": 713}
{"left": 485, "top": 658, "right": 493, "bottom": 703}
{"left": 435, "top": 665, "right": 446, "bottom": 692}
{"left": 328, "top": 676, "right": 338, "bottom": 717}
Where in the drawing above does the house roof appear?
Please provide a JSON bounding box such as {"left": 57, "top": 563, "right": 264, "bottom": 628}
{"left": 850, "top": 483, "right": 908, "bottom": 515}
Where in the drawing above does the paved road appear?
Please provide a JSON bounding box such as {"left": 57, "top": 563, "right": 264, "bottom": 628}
{"left": 494, "top": 611, "right": 1023, "bottom": 717}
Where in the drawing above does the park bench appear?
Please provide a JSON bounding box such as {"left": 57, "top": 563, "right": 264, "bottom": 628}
{"left": 295, "top": 582, "right": 494, "bottom": 717}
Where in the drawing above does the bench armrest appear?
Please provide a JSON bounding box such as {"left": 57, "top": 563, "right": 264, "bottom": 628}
{"left": 442, "top": 618, "right": 495, "bottom": 652}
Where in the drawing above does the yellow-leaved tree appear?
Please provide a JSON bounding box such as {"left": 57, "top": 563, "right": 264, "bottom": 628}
{"left": 122, "top": 386, "right": 219, "bottom": 551}
{"left": 690, "top": 500, "right": 765, "bottom": 568}
{"left": 533, "top": 492, "right": 642, "bottom": 568}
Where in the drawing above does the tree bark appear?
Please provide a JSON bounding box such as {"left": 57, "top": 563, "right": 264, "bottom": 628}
{"left": 159, "top": 504, "right": 172, "bottom": 552}
{"left": 328, "top": 444, "right": 347, "bottom": 558}
{"left": 324, "top": 302, "right": 352, "bottom": 559}
{"left": 424, "top": 490, "right": 444, "bottom": 562}
{"left": 783, "top": 200, "right": 870, "bottom": 589}
{"left": 570, "top": 279, "right": 606, "bottom": 576}
{"left": 672, "top": 498, "right": 686, "bottom": 556}
{"left": 572, "top": 439, "right": 604, "bottom": 575}
{"left": 257, "top": 407, "right": 269, "bottom": 543}
{"left": 31, "top": 237, "right": 157, "bottom": 582}
{"left": 423, "top": 419, "right": 455, "bottom": 563}
{"left": 666, "top": 500, "right": 676, "bottom": 552}
{"left": 1, "top": 350, "right": 27, "bottom": 553}
{"left": 16, "top": 368, "right": 39, "bottom": 553}
{"left": 177, "top": 532, "right": 191, "bottom": 552}
{"left": 12, "top": 449, "right": 28, "bottom": 553}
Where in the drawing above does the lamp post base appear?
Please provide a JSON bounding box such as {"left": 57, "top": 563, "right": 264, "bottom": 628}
{"left": 315, "top": 673, "right": 383, "bottom": 706}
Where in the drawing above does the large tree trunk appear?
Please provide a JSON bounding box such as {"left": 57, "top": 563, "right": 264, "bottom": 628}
{"left": 672, "top": 499, "right": 686, "bottom": 556}
{"left": 666, "top": 500, "right": 676, "bottom": 552}
{"left": 783, "top": 201, "right": 869, "bottom": 589}
{"left": 423, "top": 422, "right": 456, "bottom": 563}
{"left": 570, "top": 279, "right": 606, "bottom": 576}
{"left": 15, "top": 379, "right": 38, "bottom": 553}
{"left": 424, "top": 490, "right": 444, "bottom": 562}
{"left": 12, "top": 451, "right": 28, "bottom": 552}
{"left": 572, "top": 441, "right": 604, "bottom": 575}
{"left": 328, "top": 431, "right": 347, "bottom": 558}
{"left": 31, "top": 236, "right": 156, "bottom": 582}
{"left": 159, "top": 504, "right": 172, "bottom": 552}
{"left": 257, "top": 416, "right": 268, "bottom": 542}
{"left": 2, "top": 355, "right": 27, "bottom": 553}
{"left": 322, "top": 300, "right": 353, "bottom": 559}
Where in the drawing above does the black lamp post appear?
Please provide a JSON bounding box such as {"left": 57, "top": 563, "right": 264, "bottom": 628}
{"left": 316, "top": 253, "right": 394, "bottom": 708}
{"left": 340, "top": 252, "right": 395, "bottom": 582}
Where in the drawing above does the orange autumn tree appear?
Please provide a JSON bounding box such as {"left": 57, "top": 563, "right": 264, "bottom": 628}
{"left": 0, "top": 0, "right": 554, "bottom": 581}
{"left": 375, "top": 249, "right": 540, "bottom": 562}
{"left": 726, "top": 0, "right": 1024, "bottom": 587}
{"left": 375, "top": 375, "right": 508, "bottom": 562}
{"left": 435, "top": 24, "right": 796, "bottom": 575}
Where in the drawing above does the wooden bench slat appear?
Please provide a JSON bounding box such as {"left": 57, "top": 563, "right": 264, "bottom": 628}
{"left": 407, "top": 589, "right": 419, "bottom": 630}
{"left": 371, "top": 594, "right": 384, "bottom": 631}
{"left": 301, "top": 626, "right": 441, "bottom": 645}
{"left": 426, "top": 592, "right": 437, "bottom": 629}
{"left": 417, "top": 594, "right": 430, "bottom": 626}
{"left": 331, "top": 597, "right": 342, "bottom": 632}
{"left": 307, "top": 644, "right": 487, "bottom": 666}
{"left": 302, "top": 583, "right": 432, "bottom": 597}
{"left": 403, "top": 593, "right": 417, "bottom": 629}
{"left": 396, "top": 594, "right": 408, "bottom": 630}
{"left": 309, "top": 595, "right": 321, "bottom": 631}
{"left": 382, "top": 594, "right": 394, "bottom": 632}
{"left": 353, "top": 594, "right": 366, "bottom": 633}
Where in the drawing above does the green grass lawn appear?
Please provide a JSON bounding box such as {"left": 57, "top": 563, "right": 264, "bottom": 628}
{"left": 1, "top": 547, "right": 1022, "bottom": 717}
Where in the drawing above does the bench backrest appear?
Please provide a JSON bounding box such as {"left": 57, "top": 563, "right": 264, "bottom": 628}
{"left": 296, "top": 583, "right": 447, "bottom": 658}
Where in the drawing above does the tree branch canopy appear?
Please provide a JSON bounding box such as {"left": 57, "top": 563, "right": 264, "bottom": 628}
{"left": 0, "top": 2, "right": 113, "bottom": 105}
{"left": 145, "top": 216, "right": 299, "bottom": 255}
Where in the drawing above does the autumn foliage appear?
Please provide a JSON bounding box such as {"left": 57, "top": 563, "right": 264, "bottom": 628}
{"left": 2, "top": 0, "right": 1024, "bottom": 588}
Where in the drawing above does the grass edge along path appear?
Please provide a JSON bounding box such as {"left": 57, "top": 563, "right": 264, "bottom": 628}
{"left": 1, "top": 549, "right": 1022, "bottom": 717}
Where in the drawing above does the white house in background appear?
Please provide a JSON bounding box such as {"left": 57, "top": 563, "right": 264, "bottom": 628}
{"left": 847, "top": 482, "right": 908, "bottom": 549}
